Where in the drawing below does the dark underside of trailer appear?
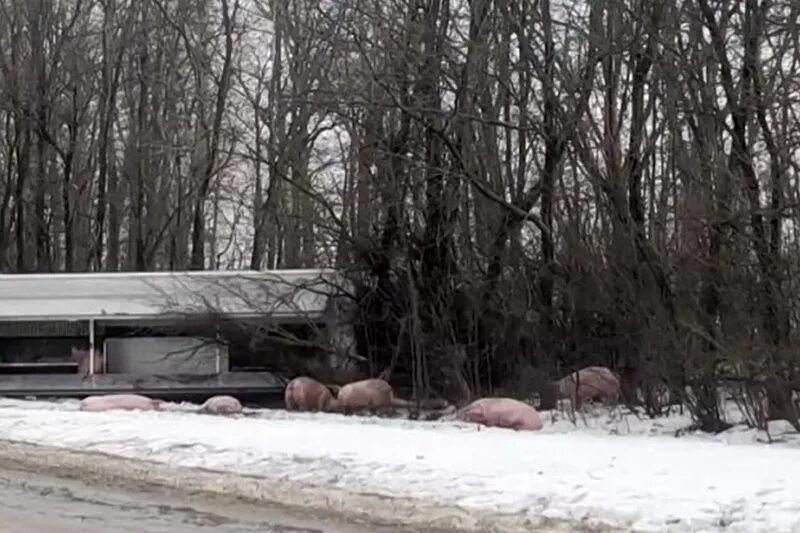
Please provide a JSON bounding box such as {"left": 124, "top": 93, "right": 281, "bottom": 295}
{"left": 0, "top": 371, "right": 289, "bottom": 407}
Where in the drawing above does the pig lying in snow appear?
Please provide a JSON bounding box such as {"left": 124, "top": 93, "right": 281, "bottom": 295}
{"left": 328, "top": 378, "right": 413, "bottom": 413}
{"left": 284, "top": 376, "right": 339, "bottom": 412}
{"left": 555, "top": 365, "right": 621, "bottom": 408}
{"left": 200, "top": 395, "right": 243, "bottom": 415}
{"left": 80, "top": 393, "right": 163, "bottom": 412}
{"left": 456, "top": 397, "right": 544, "bottom": 431}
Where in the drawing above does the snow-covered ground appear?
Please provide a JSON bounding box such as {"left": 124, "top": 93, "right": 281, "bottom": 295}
{"left": 0, "top": 398, "right": 799, "bottom": 532}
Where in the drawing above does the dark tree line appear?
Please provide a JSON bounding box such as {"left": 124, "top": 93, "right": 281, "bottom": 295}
{"left": 2, "top": 0, "right": 800, "bottom": 430}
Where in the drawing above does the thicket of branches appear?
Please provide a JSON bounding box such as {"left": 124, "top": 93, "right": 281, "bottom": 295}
{"left": 2, "top": 0, "right": 800, "bottom": 430}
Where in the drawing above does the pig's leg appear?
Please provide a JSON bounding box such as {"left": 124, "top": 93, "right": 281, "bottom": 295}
{"left": 313, "top": 396, "right": 326, "bottom": 412}
{"left": 284, "top": 389, "right": 296, "bottom": 411}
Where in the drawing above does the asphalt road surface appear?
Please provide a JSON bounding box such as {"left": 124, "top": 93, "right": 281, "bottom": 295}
{"left": 0, "top": 468, "right": 395, "bottom": 533}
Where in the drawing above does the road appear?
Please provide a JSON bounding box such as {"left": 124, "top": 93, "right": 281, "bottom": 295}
{"left": 0, "top": 468, "right": 396, "bottom": 533}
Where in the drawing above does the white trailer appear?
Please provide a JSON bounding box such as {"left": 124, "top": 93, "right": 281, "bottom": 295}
{"left": 0, "top": 269, "right": 355, "bottom": 401}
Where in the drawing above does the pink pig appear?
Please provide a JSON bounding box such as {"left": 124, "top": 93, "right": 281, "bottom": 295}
{"left": 555, "top": 366, "right": 621, "bottom": 408}
{"left": 200, "top": 395, "right": 243, "bottom": 414}
{"left": 71, "top": 346, "right": 105, "bottom": 375}
{"left": 329, "top": 378, "right": 412, "bottom": 412}
{"left": 80, "top": 393, "right": 163, "bottom": 412}
{"left": 457, "top": 397, "right": 544, "bottom": 431}
{"left": 284, "top": 376, "right": 339, "bottom": 412}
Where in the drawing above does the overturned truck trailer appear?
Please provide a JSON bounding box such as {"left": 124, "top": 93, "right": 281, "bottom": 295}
{"left": 0, "top": 269, "right": 355, "bottom": 402}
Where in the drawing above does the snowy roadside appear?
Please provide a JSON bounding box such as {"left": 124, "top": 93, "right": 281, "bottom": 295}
{"left": 0, "top": 398, "right": 799, "bottom": 532}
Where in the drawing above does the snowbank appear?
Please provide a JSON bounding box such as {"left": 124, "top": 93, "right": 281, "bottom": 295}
{"left": 0, "top": 398, "right": 799, "bottom": 532}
